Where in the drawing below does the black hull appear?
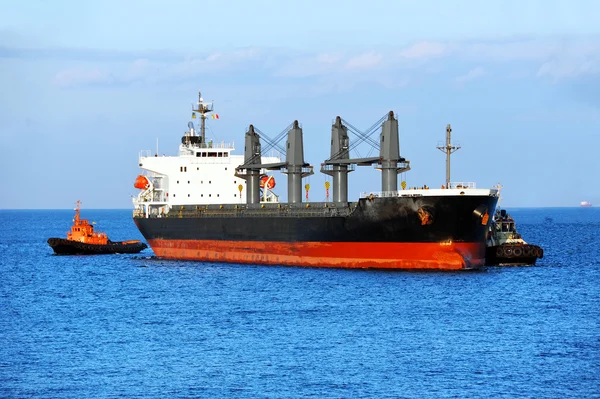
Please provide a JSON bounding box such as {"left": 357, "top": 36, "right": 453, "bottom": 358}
{"left": 133, "top": 195, "right": 498, "bottom": 269}
{"left": 48, "top": 238, "right": 148, "bottom": 255}
{"left": 135, "top": 195, "right": 498, "bottom": 243}
{"left": 486, "top": 244, "right": 544, "bottom": 266}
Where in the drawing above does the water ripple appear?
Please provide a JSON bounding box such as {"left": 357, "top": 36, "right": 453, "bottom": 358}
{"left": 0, "top": 208, "right": 598, "bottom": 398}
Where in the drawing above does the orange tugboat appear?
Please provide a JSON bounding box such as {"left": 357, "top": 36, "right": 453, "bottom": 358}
{"left": 48, "top": 201, "right": 147, "bottom": 255}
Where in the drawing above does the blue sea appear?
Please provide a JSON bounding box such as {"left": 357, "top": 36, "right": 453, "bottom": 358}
{"left": 1, "top": 208, "right": 598, "bottom": 398}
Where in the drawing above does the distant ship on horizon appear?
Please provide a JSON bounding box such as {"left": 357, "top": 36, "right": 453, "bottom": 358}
{"left": 580, "top": 201, "right": 592, "bottom": 207}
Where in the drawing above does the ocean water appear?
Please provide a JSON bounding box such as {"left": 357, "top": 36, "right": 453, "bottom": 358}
{"left": 0, "top": 208, "right": 598, "bottom": 399}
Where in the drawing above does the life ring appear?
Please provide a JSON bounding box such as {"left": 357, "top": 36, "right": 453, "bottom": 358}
{"left": 495, "top": 247, "right": 503, "bottom": 257}
{"left": 503, "top": 247, "right": 513, "bottom": 257}
{"left": 513, "top": 247, "right": 523, "bottom": 257}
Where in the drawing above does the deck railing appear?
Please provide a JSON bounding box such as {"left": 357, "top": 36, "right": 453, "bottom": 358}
{"left": 448, "top": 182, "right": 476, "bottom": 189}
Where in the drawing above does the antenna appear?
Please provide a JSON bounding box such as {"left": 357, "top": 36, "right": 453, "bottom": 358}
{"left": 156, "top": 137, "right": 159, "bottom": 156}
{"left": 436, "top": 124, "right": 460, "bottom": 187}
{"left": 191, "top": 90, "right": 215, "bottom": 146}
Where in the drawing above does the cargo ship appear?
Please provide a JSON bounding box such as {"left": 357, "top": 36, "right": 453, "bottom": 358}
{"left": 132, "top": 91, "right": 500, "bottom": 270}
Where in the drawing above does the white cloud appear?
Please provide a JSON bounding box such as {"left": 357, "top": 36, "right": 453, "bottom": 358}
{"left": 51, "top": 68, "right": 112, "bottom": 87}
{"left": 344, "top": 52, "right": 383, "bottom": 70}
{"left": 274, "top": 52, "right": 344, "bottom": 78}
{"left": 316, "top": 53, "right": 343, "bottom": 65}
{"left": 206, "top": 52, "right": 222, "bottom": 62}
{"left": 462, "top": 41, "right": 558, "bottom": 61}
{"left": 537, "top": 57, "right": 600, "bottom": 81}
{"left": 202, "top": 48, "right": 261, "bottom": 64}
{"left": 173, "top": 47, "right": 263, "bottom": 76}
{"left": 46, "top": 38, "right": 600, "bottom": 89}
{"left": 399, "top": 41, "right": 453, "bottom": 60}
{"left": 454, "top": 67, "right": 486, "bottom": 87}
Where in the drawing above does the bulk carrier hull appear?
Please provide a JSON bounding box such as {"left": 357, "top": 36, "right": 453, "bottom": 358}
{"left": 134, "top": 194, "right": 498, "bottom": 270}
{"left": 132, "top": 91, "right": 500, "bottom": 271}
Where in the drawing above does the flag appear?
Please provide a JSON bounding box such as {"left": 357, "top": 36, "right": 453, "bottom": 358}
{"left": 191, "top": 112, "right": 196, "bottom": 119}
{"left": 211, "top": 114, "right": 219, "bottom": 119}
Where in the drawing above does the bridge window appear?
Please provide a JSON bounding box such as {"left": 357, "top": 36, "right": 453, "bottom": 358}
{"left": 224, "top": 153, "right": 228, "bottom": 157}
{"left": 218, "top": 152, "right": 222, "bottom": 157}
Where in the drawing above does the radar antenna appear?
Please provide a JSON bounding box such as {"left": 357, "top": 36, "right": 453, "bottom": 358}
{"left": 191, "top": 91, "right": 215, "bottom": 145}
{"left": 436, "top": 124, "right": 461, "bottom": 188}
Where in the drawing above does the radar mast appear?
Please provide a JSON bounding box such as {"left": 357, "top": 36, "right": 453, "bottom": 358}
{"left": 436, "top": 124, "right": 461, "bottom": 188}
{"left": 191, "top": 91, "right": 215, "bottom": 145}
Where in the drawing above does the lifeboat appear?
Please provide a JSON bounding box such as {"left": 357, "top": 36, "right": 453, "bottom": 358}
{"left": 134, "top": 175, "right": 150, "bottom": 189}
{"left": 260, "top": 175, "right": 276, "bottom": 190}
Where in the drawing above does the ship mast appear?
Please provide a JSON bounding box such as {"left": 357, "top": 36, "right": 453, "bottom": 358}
{"left": 191, "top": 91, "right": 214, "bottom": 146}
{"left": 74, "top": 200, "right": 81, "bottom": 225}
{"left": 436, "top": 124, "right": 461, "bottom": 187}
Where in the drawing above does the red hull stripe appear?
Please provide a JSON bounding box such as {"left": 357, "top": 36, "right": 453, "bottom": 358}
{"left": 147, "top": 240, "right": 485, "bottom": 270}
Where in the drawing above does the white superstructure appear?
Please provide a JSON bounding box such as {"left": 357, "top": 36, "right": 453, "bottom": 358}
{"left": 133, "top": 92, "right": 281, "bottom": 217}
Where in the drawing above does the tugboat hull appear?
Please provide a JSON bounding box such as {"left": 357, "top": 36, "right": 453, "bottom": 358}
{"left": 48, "top": 238, "right": 148, "bottom": 255}
{"left": 485, "top": 244, "right": 543, "bottom": 266}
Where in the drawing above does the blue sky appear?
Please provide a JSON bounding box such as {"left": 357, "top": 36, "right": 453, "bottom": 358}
{"left": 1, "top": 0, "right": 599, "bottom": 208}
